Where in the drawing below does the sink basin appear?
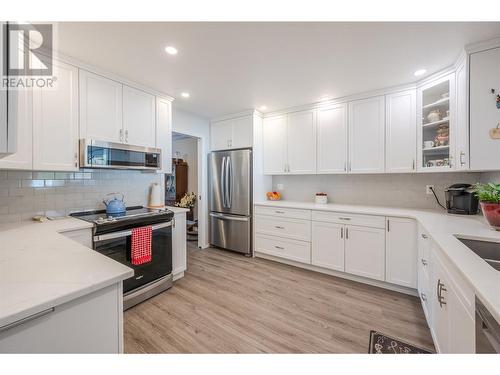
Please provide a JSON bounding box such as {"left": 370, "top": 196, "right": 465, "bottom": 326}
{"left": 457, "top": 238, "right": 500, "bottom": 271}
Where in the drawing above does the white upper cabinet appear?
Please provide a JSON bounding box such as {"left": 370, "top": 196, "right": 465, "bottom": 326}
{"left": 33, "top": 60, "right": 79, "bottom": 171}
{"left": 455, "top": 57, "right": 469, "bottom": 170}
{"left": 156, "top": 97, "right": 172, "bottom": 174}
{"left": 286, "top": 109, "right": 316, "bottom": 174}
{"left": 385, "top": 217, "right": 417, "bottom": 288}
{"left": 79, "top": 70, "right": 123, "bottom": 143}
{"left": 122, "top": 85, "right": 156, "bottom": 147}
{"left": 210, "top": 115, "right": 253, "bottom": 151}
{"left": 0, "top": 89, "right": 33, "bottom": 170}
{"left": 417, "top": 73, "right": 455, "bottom": 171}
{"left": 348, "top": 96, "right": 385, "bottom": 173}
{"left": 263, "top": 115, "right": 287, "bottom": 174}
{"left": 385, "top": 90, "right": 417, "bottom": 173}
{"left": 317, "top": 104, "right": 348, "bottom": 174}
{"left": 470, "top": 47, "right": 500, "bottom": 170}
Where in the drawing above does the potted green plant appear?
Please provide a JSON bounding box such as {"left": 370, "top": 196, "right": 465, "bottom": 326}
{"left": 474, "top": 183, "right": 500, "bottom": 230}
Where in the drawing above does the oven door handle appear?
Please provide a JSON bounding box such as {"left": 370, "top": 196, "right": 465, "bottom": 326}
{"left": 93, "top": 221, "right": 172, "bottom": 242}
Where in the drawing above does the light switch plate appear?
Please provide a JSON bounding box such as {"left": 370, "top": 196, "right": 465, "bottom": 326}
{"left": 277, "top": 183, "right": 284, "bottom": 191}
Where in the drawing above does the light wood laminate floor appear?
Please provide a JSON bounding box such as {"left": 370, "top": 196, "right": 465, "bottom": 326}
{"left": 124, "top": 244, "right": 434, "bottom": 353}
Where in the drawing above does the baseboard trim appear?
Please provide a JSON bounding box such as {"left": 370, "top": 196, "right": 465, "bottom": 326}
{"left": 254, "top": 252, "right": 417, "bottom": 297}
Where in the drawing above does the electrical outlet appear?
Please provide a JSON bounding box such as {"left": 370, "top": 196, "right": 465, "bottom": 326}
{"left": 277, "top": 183, "right": 284, "bottom": 191}
{"left": 426, "top": 185, "right": 435, "bottom": 195}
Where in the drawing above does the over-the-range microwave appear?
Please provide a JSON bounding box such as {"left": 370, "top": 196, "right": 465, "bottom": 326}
{"left": 79, "top": 139, "right": 161, "bottom": 170}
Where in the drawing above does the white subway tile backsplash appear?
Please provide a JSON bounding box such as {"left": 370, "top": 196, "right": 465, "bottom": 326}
{"left": 0, "top": 169, "right": 162, "bottom": 222}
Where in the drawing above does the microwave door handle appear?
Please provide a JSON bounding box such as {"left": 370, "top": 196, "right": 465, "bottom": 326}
{"left": 93, "top": 221, "right": 172, "bottom": 242}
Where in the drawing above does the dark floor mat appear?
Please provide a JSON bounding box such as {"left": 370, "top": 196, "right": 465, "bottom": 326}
{"left": 369, "top": 330, "right": 433, "bottom": 354}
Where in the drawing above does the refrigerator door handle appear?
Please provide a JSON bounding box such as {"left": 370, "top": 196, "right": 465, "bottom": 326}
{"left": 210, "top": 212, "right": 250, "bottom": 222}
{"left": 227, "top": 156, "right": 233, "bottom": 208}
{"left": 220, "top": 156, "right": 227, "bottom": 207}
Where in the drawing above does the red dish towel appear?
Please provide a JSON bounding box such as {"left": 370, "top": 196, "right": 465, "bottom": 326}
{"left": 131, "top": 226, "right": 152, "bottom": 265}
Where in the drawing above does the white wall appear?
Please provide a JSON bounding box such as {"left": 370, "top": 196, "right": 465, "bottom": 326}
{"left": 172, "top": 107, "right": 210, "bottom": 248}
{"left": 173, "top": 137, "right": 198, "bottom": 219}
{"left": 271, "top": 172, "right": 483, "bottom": 210}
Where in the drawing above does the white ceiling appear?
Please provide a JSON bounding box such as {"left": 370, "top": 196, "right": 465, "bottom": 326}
{"left": 56, "top": 22, "right": 500, "bottom": 119}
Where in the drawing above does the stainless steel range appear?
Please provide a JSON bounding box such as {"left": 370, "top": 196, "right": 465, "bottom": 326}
{"left": 71, "top": 206, "right": 174, "bottom": 310}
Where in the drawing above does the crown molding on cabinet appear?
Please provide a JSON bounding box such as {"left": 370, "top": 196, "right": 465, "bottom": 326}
{"left": 211, "top": 109, "right": 262, "bottom": 123}
{"left": 465, "top": 36, "right": 500, "bottom": 55}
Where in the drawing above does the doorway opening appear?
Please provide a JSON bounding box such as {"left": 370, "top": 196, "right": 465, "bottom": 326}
{"left": 168, "top": 131, "right": 202, "bottom": 249}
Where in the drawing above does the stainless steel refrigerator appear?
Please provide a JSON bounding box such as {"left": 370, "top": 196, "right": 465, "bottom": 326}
{"left": 209, "top": 149, "right": 252, "bottom": 256}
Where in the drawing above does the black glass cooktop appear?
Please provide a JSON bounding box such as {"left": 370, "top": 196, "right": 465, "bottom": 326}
{"left": 70, "top": 206, "right": 174, "bottom": 235}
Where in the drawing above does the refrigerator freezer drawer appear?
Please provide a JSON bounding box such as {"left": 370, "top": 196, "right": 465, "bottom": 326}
{"left": 210, "top": 212, "right": 251, "bottom": 255}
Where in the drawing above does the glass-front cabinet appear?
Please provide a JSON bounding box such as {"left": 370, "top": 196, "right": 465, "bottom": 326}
{"left": 417, "top": 73, "right": 456, "bottom": 171}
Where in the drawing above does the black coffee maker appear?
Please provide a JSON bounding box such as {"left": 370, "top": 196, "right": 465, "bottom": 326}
{"left": 445, "top": 184, "right": 479, "bottom": 215}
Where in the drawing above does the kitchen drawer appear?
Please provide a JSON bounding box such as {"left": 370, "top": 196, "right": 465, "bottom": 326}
{"left": 312, "top": 210, "right": 386, "bottom": 229}
{"left": 254, "top": 205, "right": 311, "bottom": 220}
{"left": 255, "top": 234, "right": 311, "bottom": 264}
{"left": 255, "top": 215, "right": 311, "bottom": 242}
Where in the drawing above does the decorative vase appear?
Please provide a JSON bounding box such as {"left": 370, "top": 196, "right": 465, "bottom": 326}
{"left": 480, "top": 202, "right": 500, "bottom": 230}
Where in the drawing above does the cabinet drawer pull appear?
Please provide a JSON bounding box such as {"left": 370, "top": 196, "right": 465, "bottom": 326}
{"left": 275, "top": 226, "right": 285, "bottom": 229}
{"left": 274, "top": 246, "right": 284, "bottom": 250}
{"left": 0, "top": 307, "right": 55, "bottom": 332}
{"left": 421, "top": 258, "right": 428, "bottom": 266}
{"left": 339, "top": 217, "right": 351, "bottom": 221}
{"left": 421, "top": 233, "right": 428, "bottom": 239}
{"left": 275, "top": 211, "right": 285, "bottom": 214}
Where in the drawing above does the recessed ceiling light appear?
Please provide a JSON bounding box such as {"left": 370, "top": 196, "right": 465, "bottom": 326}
{"left": 165, "top": 46, "right": 178, "bottom": 55}
{"left": 414, "top": 69, "right": 427, "bottom": 77}
{"left": 259, "top": 105, "right": 267, "bottom": 111}
{"left": 181, "top": 92, "right": 190, "bottom": 98}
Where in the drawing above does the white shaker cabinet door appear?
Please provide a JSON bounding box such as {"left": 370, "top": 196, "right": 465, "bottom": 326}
{"left": 0, "top": 89, "right": 33, "bottom": 170}
{"left": 344, "top": 225, "right": 385, "bottom": 281}
{"left": 311, "top": 221, "right": 345, "bottom": 272}
{"left": 33, "top": 60, "right": 79, "bottom": 171}
{"left": 79, "top": 70, "right": 123, "bottom": 143}
{"left": 348, "top": 96, "right": 385, "bottom": 173}
{"left": 230, "top": 116, "right": 253, "bottom": 149}
{"left": 385, "top": 90, "right": 416, "bottom": 173}
{"left": 470, "top": 47, "right": 500, "bottom": 170}
{"left": 385, "top": 217, "right": 417, "bottom": 288}
{"left": 122, "top": 85, "right": 156, "bottom": 147}
{"left": 210, "top": 119, "right": 233, "bottom": 151}
{"left": 286, "top": 109, "right": 316, "bottom": 174}
{"left": 262, "top": 115, "right": 287, "bottom": 174}
{"left": 156, "top": 97, "right": 172, "bottom": 174}
{"left": 455, "top": 57, "right": 469, "bottom": 170}
{"left": 316, "top": 104, "right": 348, "bottom": 174}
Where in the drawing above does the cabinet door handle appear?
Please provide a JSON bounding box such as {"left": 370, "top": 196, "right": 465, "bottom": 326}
{"left": 274, "top": 246, "right": 284, "bottom": 250}
{"left": 421, "top": 258, "right": 428, "bottom": 266}
{"left": 437, "top": 279, "right": 447, "bottom": 308}
{"left": 125, "top": 130, "right": 129, "bottom": 143}
{"left": 119, "top": 129, "right": 124, "bottom": 142}
{"left": 0, "top": 307, "right": 55, "bottom": 332}
{"left": 387, "top": 219, "right": 390, "bottom": 232}
{"left": 420, "top": 292, "right": 427, "bottom": 302}
{"left": 412, "top": 159, "right": 415, "bottom": 171}
{"left": 345, "top": 227, "right": 349, "bottom": 239}
{"left": 275, "top": 226, "right": 284, "bottom": 229}
{"left": 340, "top": 227, "right": 343, "bottom": 239}
{"left": 344, "top": 162, "right": 347, "bottom": 172}
{"left": 460, "top": 151, "right": 466, "bottom": 166}
{"left": 74, "top": 152, "right": 78, "bottom": 168}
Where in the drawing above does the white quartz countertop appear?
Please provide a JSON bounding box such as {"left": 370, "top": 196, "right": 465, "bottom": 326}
{"left": 255, "top": 201, "right": 500, "bottom": 322}
{"left": 0, "top": 218, "right": 133, "bottom": 328}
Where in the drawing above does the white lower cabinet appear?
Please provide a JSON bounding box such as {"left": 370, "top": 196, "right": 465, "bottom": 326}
{"left": 0, "top": 283, "right": 123, "bottom": 353}
{"left": 385, "top": 217, "right": 417, "bottom": 288}
{"left": 172, "top": 212, "right": 187, "bottom": 280}
{"left": 344, "top": 225, "right": 386, "bottom": 281}
{"left": 255, "top": 233, "right": 311, "bottom": 264}
{"left": 429, "top": 245, "right": 474, "bottom": 353}
{"left": 311, "top": 221, "right": 344, "bottom": 271}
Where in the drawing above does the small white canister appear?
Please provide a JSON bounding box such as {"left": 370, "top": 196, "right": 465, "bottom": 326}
{"left": 315, "top": 193, "right": 328, "bottom": 204}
